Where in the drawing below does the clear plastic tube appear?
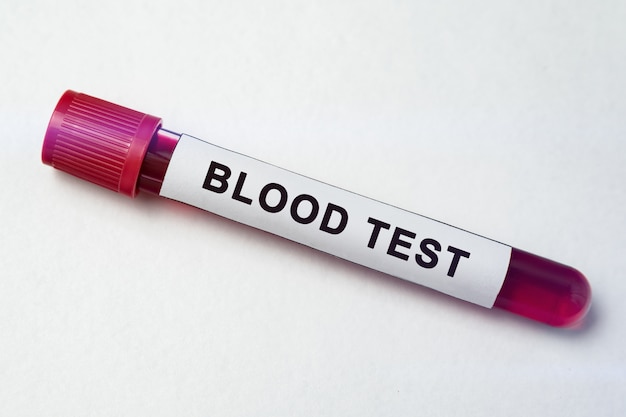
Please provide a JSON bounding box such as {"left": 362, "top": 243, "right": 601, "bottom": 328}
{"left": 42, "top": 90, "right": 592, "bottom": 327}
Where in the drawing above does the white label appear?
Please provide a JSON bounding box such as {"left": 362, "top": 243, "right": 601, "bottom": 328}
{"left": 160, "top": 135, "right": 512, "bottom": 308}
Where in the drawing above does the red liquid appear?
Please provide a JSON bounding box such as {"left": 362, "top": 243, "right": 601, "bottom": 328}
{"left": 137, "top": 129, "right": 180, "bottom": 195}
{"left": 138, "top": 129, "right": 592, "bottom": 327}
{"left": 494, "top": 248, "right": 591, "bottom": 327}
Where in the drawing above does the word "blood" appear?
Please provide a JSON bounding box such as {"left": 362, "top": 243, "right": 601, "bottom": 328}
{"left": 203, "top": 161, "right": 349, "bottom": 234}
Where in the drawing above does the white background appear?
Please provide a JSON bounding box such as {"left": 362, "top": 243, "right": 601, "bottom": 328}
{"left": 1, "top": 1, "right": 624, "bottom": 416}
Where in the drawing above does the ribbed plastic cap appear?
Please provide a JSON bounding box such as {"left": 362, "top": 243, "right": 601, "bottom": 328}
{"left": 42, "top": 90, "right": 162, "bottom": 197}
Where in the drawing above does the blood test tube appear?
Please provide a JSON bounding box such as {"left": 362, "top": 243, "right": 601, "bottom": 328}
{"left": 41, "top": 90, "right": 591, "bottom": 327}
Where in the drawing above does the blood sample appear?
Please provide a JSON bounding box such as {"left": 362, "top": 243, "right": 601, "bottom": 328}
{"left": 41, "top": 90, "right": 591, "bottom": 327}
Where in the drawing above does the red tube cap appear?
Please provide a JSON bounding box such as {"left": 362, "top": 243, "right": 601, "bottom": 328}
{"left": 42, "top": 90, "right": 162, "bottom": 197}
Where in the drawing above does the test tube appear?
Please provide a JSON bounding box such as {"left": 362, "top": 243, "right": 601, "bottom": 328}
{"left": 42, "top": 90, "right": 592, "bottom": 327}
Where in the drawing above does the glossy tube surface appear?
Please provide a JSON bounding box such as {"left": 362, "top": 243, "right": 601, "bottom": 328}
{"left": 495, "top": 249, "right": 591, "bottom": 327}
{"left": 137, "top": 129, "right": 592, "bottom": 327}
